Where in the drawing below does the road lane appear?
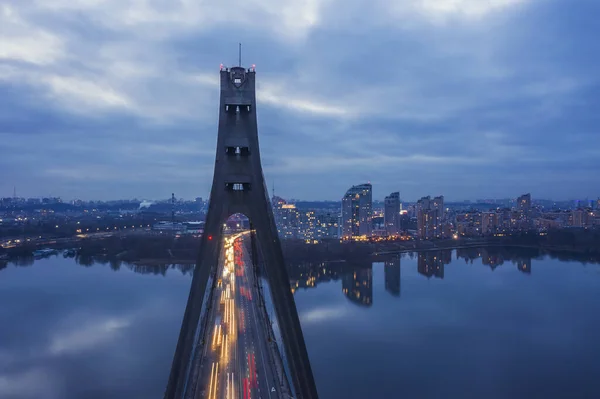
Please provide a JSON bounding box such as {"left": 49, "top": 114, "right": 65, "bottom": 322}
{"left": 238, "top": 242, "right": 280, "bottom": 399}
{"left": 193, "top": 231, "right": 284, "bottom": 399}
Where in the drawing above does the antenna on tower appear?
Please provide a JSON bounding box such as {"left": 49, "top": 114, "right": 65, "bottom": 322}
{"left": 272, "top": 180, "right": 275, "bottom": 200}
{"left": 13, "top": 186, "right": 16, "bottom": 199}
{"left": 238, "top": 43, "right": 242, "bottom": 67}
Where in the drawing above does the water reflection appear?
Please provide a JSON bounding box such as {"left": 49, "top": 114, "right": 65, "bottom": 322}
{"left": 2, "top": 248, "right": 600, "bottom": 398}
{"left": 384, "top": 256, "right": 400, "bottom": 297}
{"left": 7, "top": 246, "right": 578, "bottom": 308}
{"left": 2, "top": 247, "right": 597, "bottom": 284}
{"left": 417, "top": 251, "right": 449, "bottom": 279}
{"left": 287, "top": 258, "right": 393, "bottom": 306}
{"left": 518, "top": 258, "right": 532, "bottom": 274}
{"left": 0, "top": 256, "right": 191, "bottom": 399}
{"left": 285, "top": 247, "right": 592, "bottom": 305}
{"left": 3, "top": 254, "right": 196, "bottom": 277}
{"left": 1, "top": 247, "right": 591, "bottom": 310}
{"left": 342, "top": 266, "right": 372, "bottom": 306}
{"left": 456, "top": 247, "right": 535, "bottom": 274}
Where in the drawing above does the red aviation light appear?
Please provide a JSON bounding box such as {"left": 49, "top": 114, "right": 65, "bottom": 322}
{"left": 208, "top": 235, "right": 213, "bottom": 241}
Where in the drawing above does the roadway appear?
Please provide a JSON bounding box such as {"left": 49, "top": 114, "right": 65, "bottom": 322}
{"left": 196, "top": 231, "right": 284, "bottom": 399}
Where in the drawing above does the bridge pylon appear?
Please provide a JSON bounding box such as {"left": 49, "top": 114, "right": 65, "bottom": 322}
{"left": 164, "top": 63, "right": 319, "bottom": 399}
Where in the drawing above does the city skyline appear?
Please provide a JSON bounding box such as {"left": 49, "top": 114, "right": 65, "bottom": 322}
{"left": 2, "top": 1, "right": 600, "bottom": 200}
{"left": 2, "top": 190, "right": 599, "bottom": 204}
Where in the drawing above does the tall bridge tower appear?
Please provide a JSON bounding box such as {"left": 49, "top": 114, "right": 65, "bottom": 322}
{"left": 164, "top": 63, "right": 319, "bottom": 399}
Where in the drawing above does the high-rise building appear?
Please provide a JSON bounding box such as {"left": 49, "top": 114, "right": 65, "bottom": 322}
{"left": 481, "top": 212, "right": 498, "bottom": 235}
{"left": 517, "top": 193, "right": 531, "bottom": 217}
{"left": 572, "top": 209, "right": 584, "bottom": 227}
{"left": 596, "top": 198, "right": 600, "bottom": 210}
{"left": 416, "top": 196, "right": 431, "bottom": 239}
{"left": 384, "top": 192, "right": 401, "bottom": 236}
{"left": 517, "top": 193, "right": 531, "bottom": 212}
{"left": 416, "top": 195, "right": 444, "bottom": 239}
{"left": 432, "top": 196, "right": 444, "bottom": 237}
{"left": 516, "top": 193, "right": 532, "bottom": 228}
{"left": 272, "top": 196, "right": 301, "bottom": 239}
{"left": 315, "top": 212, "right": 339, "bottom": 239}
{"left": 300, "top": 210, "right": 317, "bottom": 241}
{"left": 341, "top": 183, "right": 372, "bottom": 239}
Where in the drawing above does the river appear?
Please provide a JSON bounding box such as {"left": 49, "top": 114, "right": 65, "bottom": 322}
{"left": 1, "top": 248, "right": 600, "bottom": 398}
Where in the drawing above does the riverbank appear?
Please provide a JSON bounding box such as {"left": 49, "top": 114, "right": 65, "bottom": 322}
{"left": 1, "top": 229, "right": 599, "bottom": 267}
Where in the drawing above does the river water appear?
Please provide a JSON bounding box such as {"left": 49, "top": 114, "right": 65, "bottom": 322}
{"left": 1, "top": 248, "right": 600, "bottom": 399}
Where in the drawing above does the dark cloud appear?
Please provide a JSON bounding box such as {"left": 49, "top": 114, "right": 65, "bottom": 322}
{"left": 1, "top": 0, "right": 598, "bottom": 201}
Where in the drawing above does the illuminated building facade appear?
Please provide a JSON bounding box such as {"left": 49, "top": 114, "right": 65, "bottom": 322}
{"left": 517, "top": 193, "right": 531, "bottom": 212}
{"left": 314, "top": 212, "right": 340, "bottom": 239}
{"left": 272, "top": 196, "right": 301, "bottom": 239}
{"left": 432, "top": 196, "right": 444, "bottom": 236}
{"left": 517, "top": 193, "right": 532, "bottom": 227}
{"left": 572, "top": 209, "right": 584, "bottom": 227}
{"left": 341, "top": 183, "right": 372, "bottom": 239}
{"left": 481, "top": 212, "right": 499, "bottom": 235}
{"left": 273, "top": 197, "right": 339, "bottom": 241}
{"left": 300, "top": 210, "right": 317, "bottom": 241}
{"left": 384, "top": 192, "right": 401, "bottom": 236}
{"left": 416, "top": 195, "right": 444, "bottom": 239}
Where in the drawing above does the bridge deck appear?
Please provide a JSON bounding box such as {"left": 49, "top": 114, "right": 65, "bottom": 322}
{"left": 194, "top": 232, "right": 288, "bottom": 399}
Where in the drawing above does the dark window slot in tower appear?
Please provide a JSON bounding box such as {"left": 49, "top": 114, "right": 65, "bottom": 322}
{"left": 225, "top": 146, "right": 250, "bottom": 156}
{"left": 224, "top": 104, "right": 250, "bottom": 113}
{"left": 225, "top": 183, "right": 251, "bottom": 191}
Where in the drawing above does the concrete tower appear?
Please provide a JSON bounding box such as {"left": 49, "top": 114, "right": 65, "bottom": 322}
{"left": 164, "top": 64, "right": 318, "bottom": 399}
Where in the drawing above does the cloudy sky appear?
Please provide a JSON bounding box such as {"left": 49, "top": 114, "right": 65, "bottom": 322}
{"left": 1, "top": 0, "right": 599, "bottom": 202}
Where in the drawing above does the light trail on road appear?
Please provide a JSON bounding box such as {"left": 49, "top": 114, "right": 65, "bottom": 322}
{"left": 194, "top": 230, "right": 286, "bottom": 398}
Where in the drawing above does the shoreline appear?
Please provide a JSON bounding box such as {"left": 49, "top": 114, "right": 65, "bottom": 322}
{"left": 2, "top": 232, "right": 599, "bottom": 267}
{"left": 84, "top": 243, "right": 600, "bottom": 267}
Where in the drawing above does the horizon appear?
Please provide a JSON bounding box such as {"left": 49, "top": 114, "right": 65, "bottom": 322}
{"left": 3, "top": 192, "right": 599, "bottom": 204}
